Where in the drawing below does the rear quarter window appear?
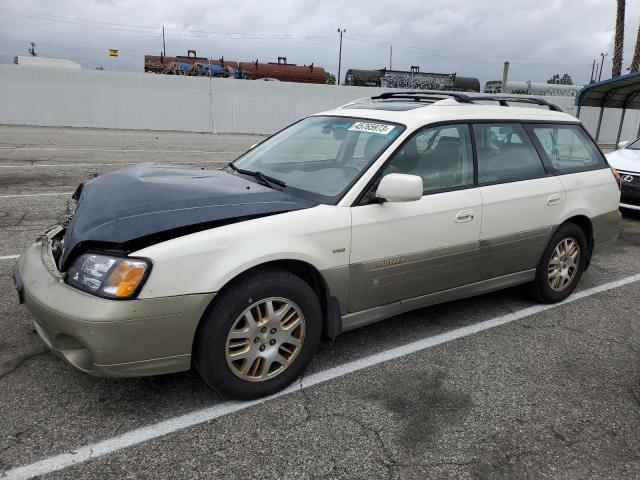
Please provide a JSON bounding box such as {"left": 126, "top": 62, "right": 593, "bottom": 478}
{"left": 528, "top": 124, "right": 605, "bottom": 173}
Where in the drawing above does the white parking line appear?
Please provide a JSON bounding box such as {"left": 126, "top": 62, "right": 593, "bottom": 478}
{"left": 0, "top": 255, "right": 19, "bottom": 261}
{"left": 2, "top": 273, "right": 640, "bottom": 480}
{"left": 0, "top": 192, "right": 73, "bottom": 199}
{"left": 0, "top": 160, "right": 233, "bottom": 168}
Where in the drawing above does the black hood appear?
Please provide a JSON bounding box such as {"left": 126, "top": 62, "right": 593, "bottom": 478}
{"left": 59, "top": 163, "right": 314, "bottom": 270}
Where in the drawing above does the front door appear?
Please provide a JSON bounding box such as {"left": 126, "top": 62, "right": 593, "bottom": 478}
{"left": 348, "top": 123, "right": 482, "bottom": 313}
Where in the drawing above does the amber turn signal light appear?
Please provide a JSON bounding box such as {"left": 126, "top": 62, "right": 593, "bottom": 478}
{"left": 610, "top": 167, "right": 621, "bottom": 191}
{"left": 105, "top": 261, "right": 148, "bottom": 298}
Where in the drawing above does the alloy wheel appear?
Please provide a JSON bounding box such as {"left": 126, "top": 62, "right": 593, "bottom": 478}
{"left": 547, "top": 237, "right": 580, "bottom": 292}
{"left": 225, "top": 297, "right": 305, "bottom": 382}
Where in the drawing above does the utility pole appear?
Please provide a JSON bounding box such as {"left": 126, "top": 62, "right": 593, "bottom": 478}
{"left": 590, "top": 59, "right": 596, "bottom": 83}
{"left": 410, "top": 65, "right": 419, "bottom": 91}
{"left": 28, "top": 42, "right": 37, "bottom": 57}
{"left": 598, "top": 52, "right": 607, "bottom": 82}
{"left": 501, "top": 60, "right": 510, "bottom": 93}
{"left": 337, "top": 28, "right": 346, "bottom": 86}
{"left": 389, "top": 45, "right": 393, "bottom": 70}
{"left": 162, "top": 25, "right": 166, "bottom": 57}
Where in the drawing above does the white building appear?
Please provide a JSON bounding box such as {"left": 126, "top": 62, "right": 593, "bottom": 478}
{"left": 14, "top": 56, "right": 81, "bottom": 69}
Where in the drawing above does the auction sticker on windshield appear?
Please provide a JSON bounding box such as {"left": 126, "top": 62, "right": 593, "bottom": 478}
{"left": 348, "top": 122, "right": 396, "bottom": 134}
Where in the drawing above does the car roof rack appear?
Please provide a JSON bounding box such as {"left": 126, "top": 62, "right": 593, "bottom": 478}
{"left": 370, "top": 90, "right": 474, "bottom": 104}
{"left": 467, "top": 95, "right": 563, "bottom": 112}
{"left": 365, "top": 90, "right": 562, "bottom": 111}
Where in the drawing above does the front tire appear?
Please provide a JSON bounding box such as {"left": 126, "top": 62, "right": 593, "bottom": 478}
{"left": 531, "top": 223, "right": 587, "bottom": 303}
{"left": 194, "top": 268, "right": 322, "bottom": 399}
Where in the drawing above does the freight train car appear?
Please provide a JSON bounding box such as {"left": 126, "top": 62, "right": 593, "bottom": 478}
{"left": 239, "top": 59, "right": 325, "bottom": 84}
{"left": 145, "top": 53, "right": 326, "bottom": 84}
{"left": 450, "top": 76, "right": 481, "bottom": 92}
{"left": 344, "top": 68, "right": 480, "bottom": 92}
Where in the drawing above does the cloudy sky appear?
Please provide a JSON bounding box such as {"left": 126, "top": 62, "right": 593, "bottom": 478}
{"left": 0, "top": 0, "right": 638, "bottom": 86}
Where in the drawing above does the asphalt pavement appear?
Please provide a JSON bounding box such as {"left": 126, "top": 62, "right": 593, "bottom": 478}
{"left": 0, "top": 125, "right": 639, "bottom": 480}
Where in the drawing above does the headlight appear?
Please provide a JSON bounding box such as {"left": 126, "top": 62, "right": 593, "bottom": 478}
{"left": 66, "top": 253, "right": 151, "bottom": 299}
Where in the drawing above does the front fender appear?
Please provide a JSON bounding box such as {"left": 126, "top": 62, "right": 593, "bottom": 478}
{"left": 133, "top": 205, "right": 351, "bottom": 299}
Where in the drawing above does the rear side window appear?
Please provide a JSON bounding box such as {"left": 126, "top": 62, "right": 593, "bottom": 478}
{"left": 472, "top": 123, "right": 546, "bottom": 184}
{"left": 529, "top": 124, "right": 605, "bottom": 173}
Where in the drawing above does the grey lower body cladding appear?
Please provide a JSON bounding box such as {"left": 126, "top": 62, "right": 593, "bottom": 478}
{"left": 336, "top": 211, "right": 620, "bottom": 331}
{"left": 342, "top": 270, "right": 536, "bottom": 331}
{"left": 347, "top": 226, "right": 552, "bottom": 314}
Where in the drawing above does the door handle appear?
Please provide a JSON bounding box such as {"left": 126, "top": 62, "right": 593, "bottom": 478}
{"left": 546, "top": 193, "right": 562, "bottom": 206}
{"left": 455, "top": 209, "right": 475, "bottom": 223}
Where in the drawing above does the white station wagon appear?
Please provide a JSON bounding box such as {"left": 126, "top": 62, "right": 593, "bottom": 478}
{"left": 15, "top": 91, "right": 621, "bottom": 399}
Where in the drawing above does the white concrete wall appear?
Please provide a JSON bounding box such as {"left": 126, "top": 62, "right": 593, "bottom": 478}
{"left": 209, "top": 78, "right": 383, "bottom": 134}
{"left": 578, "top": 106, "right": 640, "bottom": 144}
{"left": 1, "top": 64, "right": 636, "bottom": 142}
{"left": 619, "top": 109, "right": 640, "bottom": 142}
{"left": 0, "top": 65, "right": 213, "bottom": 132}
{"left": 0, "top": 65, "right": 389, "bottom": 134}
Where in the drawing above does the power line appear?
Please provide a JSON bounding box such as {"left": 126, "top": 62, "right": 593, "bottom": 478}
{"left": 0, "top": 8, "right": 331, "bottom": 40}
{"left": 346, "top": 35, "right": 594, "bottom": 64}
{"left": 0, "top": 7, "right": 596, "bottom": 68}
{"left": 0, "top": 36, "right": 349, "bottom": 64}
{"left": 0, "top": 8, "right": 159, "bottom": 31}
{"left": 0, "top": 37, "right": 151, "bottom": 56}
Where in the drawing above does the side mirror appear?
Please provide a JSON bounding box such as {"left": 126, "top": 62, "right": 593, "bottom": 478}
{"left": 618, "top": 140, "right": 630, "bottom": 149}
{"left": 375, "top": 173, "right": 423, "bottom": 203}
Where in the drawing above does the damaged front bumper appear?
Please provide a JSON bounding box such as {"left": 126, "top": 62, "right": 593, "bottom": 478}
{"left": 16, "top": 227, "right": 215, "bottom": 377}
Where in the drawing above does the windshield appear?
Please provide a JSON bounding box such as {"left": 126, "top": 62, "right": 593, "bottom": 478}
{"left": 627, "top": 138, "right": 640, "bottom": 150}
{"left": 231, "top": 116, "right": 404, "bottom": 203}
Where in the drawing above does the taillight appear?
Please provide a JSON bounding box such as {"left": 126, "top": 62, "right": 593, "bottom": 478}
{"left": 611, "top": 167, "right": 621, "bottom": 190}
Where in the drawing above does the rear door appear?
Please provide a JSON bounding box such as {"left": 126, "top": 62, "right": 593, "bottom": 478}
{"left": 472, "top": 123, "right": 565, "bottom": 280}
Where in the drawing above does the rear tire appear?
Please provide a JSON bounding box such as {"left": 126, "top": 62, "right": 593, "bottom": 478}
{"left": 194, "top": 268, "right": 322, "bottom": 400}
{"left": 531, "top": 223, "right": 588, "bottom": 303}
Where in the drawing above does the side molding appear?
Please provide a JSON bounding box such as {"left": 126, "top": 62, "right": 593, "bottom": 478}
{"left": 341, "top": 269, "right": 536, "bottom": 332}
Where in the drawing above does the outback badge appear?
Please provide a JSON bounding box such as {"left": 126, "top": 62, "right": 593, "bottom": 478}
{"left": 376, "top": 256, "right": 406, "bottom": 268}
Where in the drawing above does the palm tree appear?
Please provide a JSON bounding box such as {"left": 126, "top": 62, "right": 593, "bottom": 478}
{"left": 612, "top": 0, "right": 625, "bottom": 77}
{"left": 629, "top": 23, "right": 640, "bottom": 72}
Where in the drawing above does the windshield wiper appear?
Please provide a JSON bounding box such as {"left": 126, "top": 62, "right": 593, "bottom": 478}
{"left": 228, "top": 164, "right": 286, "bottom": 189}
{"left": 254, "top": 171, "right": 286, "bottom": 188}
